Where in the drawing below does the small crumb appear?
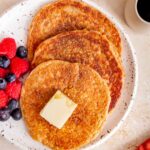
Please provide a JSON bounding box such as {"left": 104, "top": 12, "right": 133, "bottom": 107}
{"left": 10, "top": 32, "right": 14, "bottom": 35}
{"left": 107, "top": 130, "right": 111, "bottom": 133}
{"left": 0, "top": 130, "right": 4, "bottom": 133}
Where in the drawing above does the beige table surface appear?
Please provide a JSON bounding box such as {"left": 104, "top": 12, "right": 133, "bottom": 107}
{"left": 0, "top": 0, "right": 150, "bottom": 150}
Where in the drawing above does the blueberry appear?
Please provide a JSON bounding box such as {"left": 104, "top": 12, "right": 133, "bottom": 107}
{"left": 0, "top": 108, "right": 10, "bottom": 121}
{"left": 8, "top": 99, "right": 19, "bottom": 112}
{"left": 0, "top": 56, "right": 10, "bottom": 68}
{"left": 16, "top": 46, "right": 28, "bottom": 58}
{"left": 5, "top": 73, "right": 16, "bottom": 83}
{"left": 11, "top": 108, "right": 22, "bottom": 121}
{"left": 0, "top": 78, "right": 7, "bottom": 90}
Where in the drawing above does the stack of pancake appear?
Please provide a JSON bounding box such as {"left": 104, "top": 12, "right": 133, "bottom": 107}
{"left": 20, "top": 0, "right": 124, "bottom": 149}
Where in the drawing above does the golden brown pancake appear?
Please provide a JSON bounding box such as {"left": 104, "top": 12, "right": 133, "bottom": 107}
{"left": 27, "top": 0, "right": 121, "bottom": 61}
{"left": 32, "top": 30, "right": 123, "bottom": 111}
{"left": 21, "top": 60, "right": 110, "bottom": 150}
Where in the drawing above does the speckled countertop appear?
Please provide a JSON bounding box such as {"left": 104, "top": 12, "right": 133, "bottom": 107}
{"left": 0, "top": 0, "right": 150, "bottom": 150}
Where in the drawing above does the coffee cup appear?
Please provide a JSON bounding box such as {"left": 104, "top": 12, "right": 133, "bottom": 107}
{"left": 125, "top": 0, "right": 150, "bottom": 32}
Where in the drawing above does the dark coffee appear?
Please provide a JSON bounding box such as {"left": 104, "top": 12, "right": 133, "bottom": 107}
{"left": 137, "top": 0, "right": 150, "bottom": 22}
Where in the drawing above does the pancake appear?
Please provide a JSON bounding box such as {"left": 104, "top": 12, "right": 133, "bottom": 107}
{"left": 21, "top": 60, "right": 110, "bottom": 150}
{"left": 27, "top": 0, "right": 121, "bottom": 61}
{"left": 32, "top": 30, "right": 123, "bottom": 111}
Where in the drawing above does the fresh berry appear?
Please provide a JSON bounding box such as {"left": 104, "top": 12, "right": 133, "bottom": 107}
{"left": 0, "top": 91, "right": 8, "bottom": 108}
{"left": 6, "top": 81, "right": 22, "bottom": 99}
{"left": 10, "top": 57, "right": 29, "bottom": 78}
{"left": 16, "top": 46, "right": 28, "bottom": 58}
{"left": 0, "top": 78, "right": 7, "bottom": 90}
{"left": 137, "top": 138, "right": 150, "bottom": 150}
{"left": 0, "top": 108, "right": 10, "bottom": 121}
{"left": 0, "top": 56, "right": 10, "bottom": 68}
{"left": 5, "top": 73, "right": 16, "bottom": 83}
{"left": 7, "top": 99, "right": 19, "bottom": 112}
{"left": 0, "top": 38, "right": 17, "bottom": 59}
{"left": 0, "top": 68, "right": 9, "bottom": 78}
{"left": 11, "top": 108, "right": 22, "bottom": 121}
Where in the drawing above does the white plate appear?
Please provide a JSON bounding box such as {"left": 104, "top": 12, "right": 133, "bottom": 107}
{"left": 0, "top": 0, "right": 138, "bottom": 149}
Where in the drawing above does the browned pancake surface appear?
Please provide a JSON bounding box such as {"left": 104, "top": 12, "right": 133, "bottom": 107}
{"left": 32, "top": 31, "right": 123, "bottom": 111}
{"left": 21, "top": 60, "right": 110, "bottom": 150}
{"left": 27, "top": 0, "right": 121, "bottom": 61}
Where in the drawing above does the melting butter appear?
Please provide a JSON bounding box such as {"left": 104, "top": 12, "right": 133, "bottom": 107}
{"left": 40, "top": 90, "right": 77, "bottom": 129}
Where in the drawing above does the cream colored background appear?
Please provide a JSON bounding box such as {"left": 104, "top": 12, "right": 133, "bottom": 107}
{"left": 0, "top": 0, "right": 150, "bottom": 150}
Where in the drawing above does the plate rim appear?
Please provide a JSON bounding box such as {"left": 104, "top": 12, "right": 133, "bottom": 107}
{"left": 0, "top": 0, "right": 138, "bottom": 149}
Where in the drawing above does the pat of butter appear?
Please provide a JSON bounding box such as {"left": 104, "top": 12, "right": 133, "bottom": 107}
{"left": 40, "top": 90, "right": 77, "bottom": 129}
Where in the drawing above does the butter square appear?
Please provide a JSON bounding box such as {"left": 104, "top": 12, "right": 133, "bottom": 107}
{"left": 40, "top": 90, "right": 77, "bottom": 129}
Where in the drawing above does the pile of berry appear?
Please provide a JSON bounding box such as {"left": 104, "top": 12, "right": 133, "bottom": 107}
{"left": 0, "top": 38, "right": 29, "bottom": 121}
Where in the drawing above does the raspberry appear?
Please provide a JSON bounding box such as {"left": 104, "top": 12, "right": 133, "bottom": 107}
{"left": 138, "top": 145, "right": 144, "bottom": 150}
{"left": 143, "top": 139, "right": 150, "bottom": 150}
{"left": 137, "top": 139, "right": 150, "bottom": 150}
{"left": 0, "top": 38, "right": 17, "bottom": 59}
{"left": 0, "top": 90, "right": 8, "bottom": 108}
{"left": 0, "top": 68, "right": 9, "bottom": 78}
{"left": 10, "top": 57, "right": 30, "bottom": 78}
{"left": 6, "top": 81, "right": 22, "bottom": 100}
